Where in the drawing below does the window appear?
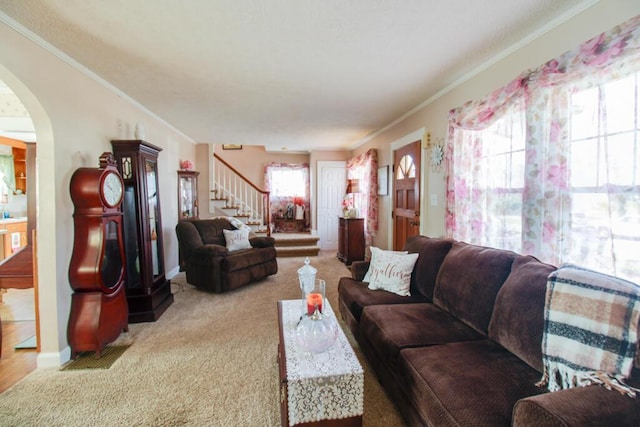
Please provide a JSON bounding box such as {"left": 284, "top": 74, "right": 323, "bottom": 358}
{"left": 472, "top": 105, "right": 525, "bottom": 252}
{"left": 447, "top": 16, "right": 640, "bottom": 282}
{"left": 396, "top": 155, "right": 416, "bottom": 179}
{"left": 268, "top": 168, "right": 307, "bottom": 197}
{"left": 567, "top": 74, "right": 640, "bottom": 279}
{"left": 264, "top": 163, "right": 310, "bottom": 227}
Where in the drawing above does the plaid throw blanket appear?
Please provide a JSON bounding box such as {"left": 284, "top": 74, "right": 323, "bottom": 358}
{"left": 537, "top": 264, "right": 640, "bottom": 397}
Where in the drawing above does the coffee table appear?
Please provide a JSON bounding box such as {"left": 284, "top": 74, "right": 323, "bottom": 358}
{"left": 277, "top": 299, "right": 363, "bottom": 426}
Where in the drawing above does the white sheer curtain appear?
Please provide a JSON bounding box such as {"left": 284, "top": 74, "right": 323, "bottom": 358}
{"left": 446, "top": 15, "right": 640, "bottom": 282}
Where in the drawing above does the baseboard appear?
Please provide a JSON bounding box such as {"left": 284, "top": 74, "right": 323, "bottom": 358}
{"left": 37, "top": 345, "right": 71, "bottom": 368}
{"left": 167, "top": 266, "right": 180, "bottom": 279}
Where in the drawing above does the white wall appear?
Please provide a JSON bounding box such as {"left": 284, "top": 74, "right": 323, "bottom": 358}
{"left": 0, "top": 17, "right": 197, "bottom": 366}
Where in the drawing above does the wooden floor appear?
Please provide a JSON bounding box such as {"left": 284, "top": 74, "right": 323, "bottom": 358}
{"left": 0, "top": 288, "right": 37, "bottom": 394}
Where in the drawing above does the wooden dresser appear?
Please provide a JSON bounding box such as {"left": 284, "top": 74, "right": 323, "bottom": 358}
{"left": 337, "top": 217, "right": 364, "bottom": 265}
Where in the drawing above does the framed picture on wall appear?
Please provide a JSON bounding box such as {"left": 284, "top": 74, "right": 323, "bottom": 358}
{"left": 378, "top": 165, "right": 389, "bottom": 196}
{"left": 222, "top": 144, "right": 243, "bottom": 150}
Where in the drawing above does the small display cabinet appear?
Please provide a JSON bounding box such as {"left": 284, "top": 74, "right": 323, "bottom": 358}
{"left": 178, "top": 170, "right": 199, "bottom": 220}
{"left": 111, "top": 140, "right": 173, "bottom": 323}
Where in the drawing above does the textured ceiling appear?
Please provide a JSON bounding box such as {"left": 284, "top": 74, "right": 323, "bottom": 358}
{"left": 0, "top": 0, "right": 589, "bottom": 151}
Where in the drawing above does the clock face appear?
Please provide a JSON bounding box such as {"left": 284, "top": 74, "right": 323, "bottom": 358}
{"left": 102, "top": 171, "right": 124, "bottom": 208}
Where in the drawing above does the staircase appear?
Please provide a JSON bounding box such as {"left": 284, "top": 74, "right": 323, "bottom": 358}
{"left": 210, "top": 153, "right": 270, "bottom": 235}
{"left": 210, "top": 154, "right": 321, "bottom": 257}
{"left": 272, "top": 233, "right": 320, "bottom": 258}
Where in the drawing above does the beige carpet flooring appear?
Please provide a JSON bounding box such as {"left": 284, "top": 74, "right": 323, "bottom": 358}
{"left": 0, "top": 252, "right": 404, "bottom": 426}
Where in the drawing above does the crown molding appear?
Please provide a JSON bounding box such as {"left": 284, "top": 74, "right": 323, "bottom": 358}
{"left": 0, "top": 12, "right": 196, "bottom": 145}
{"left": 352, "top": 0, "right": 599, "bottom": 149}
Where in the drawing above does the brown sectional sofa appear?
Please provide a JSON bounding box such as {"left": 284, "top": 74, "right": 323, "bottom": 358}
{"left": 338, "top": 235, "right": 640, "bottom": 426}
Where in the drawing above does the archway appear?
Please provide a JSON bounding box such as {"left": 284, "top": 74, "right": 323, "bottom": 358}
{"left": 0, "top": 65, "right": 62, "bottom": 368}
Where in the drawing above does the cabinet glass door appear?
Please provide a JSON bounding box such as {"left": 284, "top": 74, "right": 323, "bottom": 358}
{"left": 180, "top": 176, "right": 194, "bottom": 218}
{"left": 178, "top": 171, "right": 199, "bottom": 220}
{"left": 145, "top": 159, "right": 161, "bottom": 277}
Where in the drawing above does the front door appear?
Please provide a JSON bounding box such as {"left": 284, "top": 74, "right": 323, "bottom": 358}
{"left": 393, "top": 140, "right": 421, "bottom": 250}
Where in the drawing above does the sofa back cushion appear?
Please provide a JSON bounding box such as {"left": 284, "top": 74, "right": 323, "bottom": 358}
{"left": 433, "top": 242, "right": 517, "bottom": 334}
{"left": 192, "top": 218, "right": 235, "bottom": 246}
{"left": 488, "top": 255, "right": 556, "bottom": 372}
{"left": 405, "top": 236, "right": 455, "bottom": 300}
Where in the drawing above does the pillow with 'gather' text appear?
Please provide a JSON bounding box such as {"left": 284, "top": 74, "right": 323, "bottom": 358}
{"left": 362, "top": 248, "right": 407, "bottom": 283}
{"left": 223, "top": 228, "right": 252, "bottom": 252}
{"left": 364, "top": 247, "right": 419, "bottom": 296}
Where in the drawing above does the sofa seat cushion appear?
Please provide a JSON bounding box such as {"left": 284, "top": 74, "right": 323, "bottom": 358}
{"left": 338, "top": 277, "right": 430, "bottom": 323}
{"left": 190, "top": 244, "right": 228, "bottom": 266}
{"left": 360, "top": 303, "right": 485, "bottom": 368}
{"left": 398, "top": 340, "right": 545, "bottom": 427}
{"left": 222, "top": 246, "right": 276, "bottom": 273}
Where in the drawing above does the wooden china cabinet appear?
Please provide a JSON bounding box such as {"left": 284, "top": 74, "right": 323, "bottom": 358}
{"left": 111, "top": 140, "right": 173, "bottom": 323}
{"left": 177, "top": 170, "right": 199, "bottom": 220}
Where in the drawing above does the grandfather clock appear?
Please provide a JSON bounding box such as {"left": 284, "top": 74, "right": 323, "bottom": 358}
{"left": 68, "top": 152, "right": 128, "bottom": 358}
{"left": 111, "top": 140, "right": 173, "bottom": 323}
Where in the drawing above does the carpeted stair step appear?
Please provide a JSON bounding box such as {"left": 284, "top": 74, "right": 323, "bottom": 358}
{"left": 275, "top": 245, "right": 321, "bottom": 258}
{"left": 273, "top": 236, "right": 319, "bottom": 247}
{"left": 272, "top": 233, "right": 320, "bottom": 258}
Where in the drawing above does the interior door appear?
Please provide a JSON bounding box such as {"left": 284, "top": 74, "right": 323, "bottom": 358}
{"left": 393, "top": 140, "right": 421, "bottom": 250}
{"left": 317, "top": 161, "right": 346, "bottom": 251}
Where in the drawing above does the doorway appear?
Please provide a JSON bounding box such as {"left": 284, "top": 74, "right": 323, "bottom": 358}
{"left": 0, "top": 78, "right": 38, "bottom": 389}
{"left": 317, "top": 161, "right": 346, "bottom": 251}
{"left": 393, "top": 140, "right": 421, "bottom": 250}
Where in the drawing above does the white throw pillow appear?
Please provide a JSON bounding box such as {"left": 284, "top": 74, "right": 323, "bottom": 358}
{"left": 362, "top": 248, "right": 408, "bottom": 283}
{"left": 223, "top": 228, "right": 252, "bottom": 252}
{"left": 364, "top": 247, "right": 418, "bottom": 296}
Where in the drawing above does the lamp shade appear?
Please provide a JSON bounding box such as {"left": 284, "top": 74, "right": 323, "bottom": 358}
{"left": 346, "top": 179, "right": 360, "bottom": 194}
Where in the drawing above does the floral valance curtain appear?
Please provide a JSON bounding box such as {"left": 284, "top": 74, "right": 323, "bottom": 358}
{"left": 347, "top": 148, "right": 378, "bottom": 250}
{"left": 264, "top": 162, "right": 310, "bottom": 229}
{"left": 449, "top": 15, "right": 640, "bottom": 131}
{"left": 446, "top": 15, "right": 640, "bottom": 280}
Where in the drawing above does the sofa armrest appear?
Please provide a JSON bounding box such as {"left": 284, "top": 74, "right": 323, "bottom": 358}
{"left": 350, "top": 261, "right": 370, "bottom": 281}
{"left": 513, "top": 386, "right": 640, "bottom": 426}
{"left": 250, "top": 236, "right": 276, "bottom": 248}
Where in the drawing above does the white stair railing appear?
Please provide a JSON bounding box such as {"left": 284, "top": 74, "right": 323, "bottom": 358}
{"left": 211, "top": 153, "right": 271, "bottom": 235}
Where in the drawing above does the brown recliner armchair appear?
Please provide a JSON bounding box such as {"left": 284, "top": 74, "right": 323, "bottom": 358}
{"left": 175, "top": 218, "right": 278, "bottom": 293}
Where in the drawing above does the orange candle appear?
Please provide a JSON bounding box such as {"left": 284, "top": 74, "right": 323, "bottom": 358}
{"left": 306, "top": 292, "right": 323, "bottom": 315}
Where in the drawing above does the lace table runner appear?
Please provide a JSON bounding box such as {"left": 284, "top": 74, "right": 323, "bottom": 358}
{"left": 280, "top": 299, "right": 364, "bottom": 425}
